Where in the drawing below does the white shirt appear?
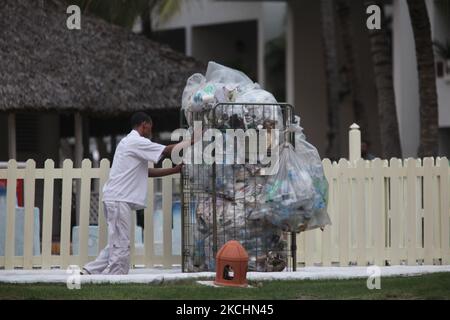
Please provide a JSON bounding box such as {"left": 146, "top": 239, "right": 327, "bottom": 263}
{"left": 102, "top": 130, "right": 165, "bottom": 209}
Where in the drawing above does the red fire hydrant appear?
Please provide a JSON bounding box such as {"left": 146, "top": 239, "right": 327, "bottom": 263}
{"left": 214, "top": 240, "right": 249, "bottom": 287}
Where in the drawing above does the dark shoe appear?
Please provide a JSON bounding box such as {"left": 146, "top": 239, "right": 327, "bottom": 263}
{"left": 80, "top": 268, "right": 91, "bottom": 275}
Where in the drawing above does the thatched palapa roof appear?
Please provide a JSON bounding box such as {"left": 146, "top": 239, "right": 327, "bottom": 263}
{"left": 0, "top": 0, "right": 205, "bottom": 115}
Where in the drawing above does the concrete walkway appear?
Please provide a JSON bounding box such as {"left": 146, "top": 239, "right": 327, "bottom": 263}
{"left": 0, "top": 265, "right": 449, "bottom": 284}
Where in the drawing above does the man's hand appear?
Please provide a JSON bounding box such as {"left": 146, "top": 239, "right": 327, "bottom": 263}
{"left": 148, "top": 163, "right": 183, "bottom": 177}
{"left": 173, "top": 163, "right": 183, "bottom": 173}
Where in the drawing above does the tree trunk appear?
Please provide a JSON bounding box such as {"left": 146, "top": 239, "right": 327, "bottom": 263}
{"left": 321, "top": 0, "right": 341, "bottom": 161}
{"left": 365, "top": 0, "right": 402, "bottom": 158}
{"left": 336, "top": 0, "right": 370, "bottom": 142}
{"left": 407, "top": 0, "right": 439, "bottom": 157}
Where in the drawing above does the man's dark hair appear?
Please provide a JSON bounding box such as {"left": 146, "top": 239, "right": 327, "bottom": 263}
{"left": 131, "top": 112, "right": 152, "bottom": 128}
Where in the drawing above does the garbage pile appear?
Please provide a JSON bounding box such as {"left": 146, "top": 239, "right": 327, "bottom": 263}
{"left": 181, "top": 62, "right": 331, "bottom": 272}
{"left": 182, "top": 61, "right": 283, "bottom": 130}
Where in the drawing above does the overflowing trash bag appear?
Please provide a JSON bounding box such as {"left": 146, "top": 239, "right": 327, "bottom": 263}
{"left": 262, "top": 143, "right": 315, "bottom": 232}
{"left": 181, "top": 61, "right": 283, "bottom": 130}
{"left": 288, "top": 116, "right": 331, "bottom": 231}
{"left": 181, "top": 62, "right": 331, "bottom": 272}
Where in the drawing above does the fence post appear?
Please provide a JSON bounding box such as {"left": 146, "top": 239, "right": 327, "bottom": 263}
{"left": 349, "top": 123, "right": 361, "bottom": 162}
{"left": 60, "top": 159, "right": 74, "bottom": 269}
{"left": 78, "top": 159, "right": 92, "bottom": 266}
{"left": 42, "top": 159, "right": 55, "bottom": 269}
{"left": 423, "top": 157, "right": 434, "bottom": 265}
{"left": 5, "top": 160, "right": 18, "bottom": 269}
{"left": 405, "top": 158, "right": 418, "bottom": 265}
{"left": 144, "top": 162, "right": 155, "bottom": 268}
{"left": 97, "top": 159, "right": 110, "bottom": 252}
{"left": 162, "top": 159, "right": 173, "bottom": 268}
{"left": 437, "top": 157, "right": 450, "bottom": 265}
{"left": 338, "top": 159, "right": 350, "bottom": 266}
{"left": 23, "top": 159, "right": 36, "bottom": 269}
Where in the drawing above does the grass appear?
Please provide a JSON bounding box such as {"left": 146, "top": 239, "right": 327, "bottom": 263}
{"left": 1, "top": 273, "right": 449, "bottom": 300}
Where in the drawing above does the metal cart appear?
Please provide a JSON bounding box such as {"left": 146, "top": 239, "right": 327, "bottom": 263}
{"left": 180, "top": 102, "right": 298, "bottom": 272}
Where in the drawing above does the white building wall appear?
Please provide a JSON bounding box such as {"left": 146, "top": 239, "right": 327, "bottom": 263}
{"left": 153, "top": 0, "right": 286, "bottom": 86}
{"left": 153, "top": 0, "right": 263, "bottom": 30}
{"left": 393, "top": 0, "right": 421, "bottom": 157}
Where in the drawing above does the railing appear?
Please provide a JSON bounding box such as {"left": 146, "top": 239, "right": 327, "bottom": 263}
{"left": 293, "top": 156, "right": 450, "bottom": 266}
{"left": 0, "top": 125, "right": 449, "bottom": 270}
{"left": 0, "top": 159, "right": 181, "bottom": 270}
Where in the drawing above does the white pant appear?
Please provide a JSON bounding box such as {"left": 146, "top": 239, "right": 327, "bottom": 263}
{"left": 83, "top": 201, "right": 132, "bottom": 275}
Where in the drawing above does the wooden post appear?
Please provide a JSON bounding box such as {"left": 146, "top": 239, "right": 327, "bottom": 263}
{"left": 144, "top": 163, "right": 155, "bottom": 268}
{"left": 8, "top": 113, "right": 16, "bottom": 160}
{"left": 372, "top": 158, "right": 386, "bottom": 266}
{"left": 97, "top": 159, "right": 110, "bottom": 252}
{"left": 349, "top": 123, "right": 361, "bottom": 162}
{"left": 338, "top": 158, "right": 350, "bottom": 266}
{"left": 5, "top": 160, "right": 17, "bottom": 269}
{"left": 437, "top": 157, "right": 450, "bottom": 265}
{"left": 162, "top": 159, "right": 173, "bottom": 268}
{"left": 23, "top": 159, "right": 36, "bottom": 269}
{"left": 321, "top": 158, "right": 333, "bottom": 267}
{"left": 42, "top": 159, "right": 55, "bottom": 269}
{"left": 78, "top": 159, "right": 92, "bottom": 266}
{"left": 74, "top": 113, "right": 83, "bottom": 226}
{"left": 60, "top": 159, "right": 74, "bottom": 269}
{"left": 423, "top": 158, "right": 434, "bottom": 265}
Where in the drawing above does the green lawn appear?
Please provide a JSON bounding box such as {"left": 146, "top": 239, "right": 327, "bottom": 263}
{"left": 1, "top": 272, "right": 449, "bottom": 300}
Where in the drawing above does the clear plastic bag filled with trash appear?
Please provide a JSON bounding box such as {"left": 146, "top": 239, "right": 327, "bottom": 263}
{"left": 289, "top": 116, "right": 332, "bottom": 231}
{"left": 190, "top": 218, "right": 288, "bottom": 272}
{"left": 181, "top": 61, "right": 283, "bottom": 130}
{"left": 262, "top": 143, "right": 316, "bottom": 232}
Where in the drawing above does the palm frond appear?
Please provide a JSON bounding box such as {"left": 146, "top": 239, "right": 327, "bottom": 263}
{"left": 156, "top": 0, "right": 181, "bottom": 24}
{"left": 68, "top": 0, "right": 149, "bottom": 28}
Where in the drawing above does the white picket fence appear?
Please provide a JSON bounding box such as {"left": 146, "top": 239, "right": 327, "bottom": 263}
{"left": 0, "top": 158, "right": 181, "bottom": 270}
{"left": 0, "top": 154, "right": 449, "bottom": 270}
{"left": 295, "top": 157, "right": 450, "bottom": 267}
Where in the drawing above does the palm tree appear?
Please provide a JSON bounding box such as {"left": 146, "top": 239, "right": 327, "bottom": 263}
{"left": 71, "top": 0, "right": 149, "bottom": 28}
{"left": 320, "top": 0, "right": 341, "bottom": 160}
{"left": 407, "top": 0, "right": 439, "bottom": 157}
{"left": 365, "top": 0, "right": 402, "bottom": 158}
{"left": 70, "top": 0, "right": 182, "bottom": 38}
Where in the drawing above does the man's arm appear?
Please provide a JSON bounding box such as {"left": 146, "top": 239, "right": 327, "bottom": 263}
{"left": 160, "top": 127, "right": 201, "bottom": 159}
{"left": 160, "top": 143, "right": 182, "bottom": 159}
{"left": 160, "top": 138, "right": 192, "bottom": 159}
{"left": 148, "top": 164, "right": 182, "bottom": 177}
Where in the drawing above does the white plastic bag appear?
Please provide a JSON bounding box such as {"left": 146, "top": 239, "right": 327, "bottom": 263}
{"left": 182, "top": 61, "right": 284, "bottom": 130}
{"left": 182, "top": 73, "right": 206, "bottom": 125}
{"left": 205, "top": 61, "right": 253, "bottom": 87}
{"left": 288, "top": 116, "right": 331, "bottom": 231}
{"left": 234, "top": 88, "right": 283, "bottom": 129}
{"left": 263, "top": 143, "right": 315, "bottom": 232}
